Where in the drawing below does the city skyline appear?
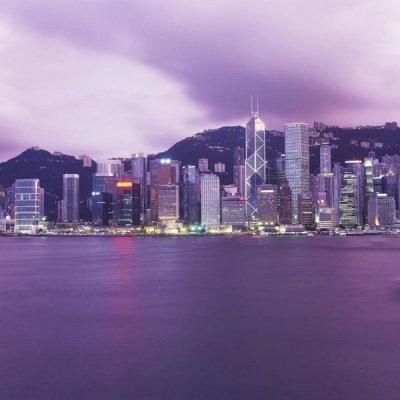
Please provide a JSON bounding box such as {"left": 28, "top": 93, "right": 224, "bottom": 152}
{"left": 1, "top": 1, "right": 400, "bottom": 161}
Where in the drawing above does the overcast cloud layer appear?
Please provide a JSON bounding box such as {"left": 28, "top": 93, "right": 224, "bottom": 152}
{"left": 0, "top": 0, "right": 399, "bottom": 160}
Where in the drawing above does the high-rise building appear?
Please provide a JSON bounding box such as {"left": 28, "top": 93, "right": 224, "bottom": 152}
{"left": 382, "top": 174, "right": 399, "bottom": 211}
{"left": 14, "top": 179, "right": 43, "bottom": 234}
{"left": 79, "top": 155, "right": 93, "bottom": 168}
{"left": 113, "top": 181, "right": 141, "bottom": 226}
{"left": 316, "top": 207, "right": 335, "bottom": 231}
{"left": 234, "top": 146, "right": 245, "bottom": 167}
{"left": 245, "top": 102, "right": 266, "bottom": 218}
{"left": 221, "top": 196, "right": 246, "bottom": 226}
{"left": 233, "top": 165, "right": 245, "bottom": 196}
{"left": 257, "top": 184, "right": 279, "bottom": 225}
{"left": 278, "top": 179, "right": 292, "bottom": 225}
{"left": 285, "top": 122, "right": 310, "bottom": 223}
{"left": 200, "top": 174, "right": 220, "bottom": 227}
{"left": 320, "top": 145, "right": 331, "bottom": 174}
{"left": 198, "top": 158, "right": 209, "bottom": 172}
{"left": 339, "top": 166, "right": 362, "bottom": 227}
{"left": 95, "top": 159, "right": 123, "bottom": 179}
{"left": 132, "top": 153, "right": 147, "bottom": 224}
{"left": 158, "top": 184, "right": 179, "bottom": 222}
{"left": 298, "top": 193, "right": 314, "bottom": 229}
{"left": 182, "top": 165, "right": 200, "bottom": 225}
{"left": 62, "top": 174, "right": 79, "bottom": 223}
{"left": 214, "top": 162, "right": 226, "bottom": 173}
{"left": 368, "top": 193, "right": 395, "bottom": 227}
{"left": 149, "top": 158, "right": 180, "bottom": 222}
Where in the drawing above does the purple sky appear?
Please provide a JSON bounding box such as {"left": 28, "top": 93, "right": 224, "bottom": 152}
{"left": 0, "top": 0, "right": 399, "bottom": 161}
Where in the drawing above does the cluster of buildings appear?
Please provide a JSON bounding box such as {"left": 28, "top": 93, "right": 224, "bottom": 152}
{"left": 1, "top": 106, "right": 400, "bottom": 235}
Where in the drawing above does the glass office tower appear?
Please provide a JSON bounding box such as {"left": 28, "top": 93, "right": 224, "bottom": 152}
{"left": 245, "top": 106, "right": 266, "bottom": 218}
{"left": 14, "top": 179, "right": 42, "bottom": 234}
{"left": 285, "top": 122, "right": 310, "bottom": 223}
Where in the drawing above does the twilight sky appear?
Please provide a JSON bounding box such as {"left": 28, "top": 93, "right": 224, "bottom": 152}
{"left": 0, "top": 0, "right": 399, "bottom": 161}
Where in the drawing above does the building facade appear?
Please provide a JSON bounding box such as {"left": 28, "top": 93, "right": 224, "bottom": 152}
{"left": 62, "top": 174, "right": 79, "bottom": 223}
{"left": 245, "top": 108, "right": 266, "bottom": 218}
{"left": 14, "top": 179, "right": 42, "bottom": 234}
{"left": 200, "top": 174, "right": 220, "bottom": 227}
{"left": 285, "top": 122, "right": 310, "bottom": 223}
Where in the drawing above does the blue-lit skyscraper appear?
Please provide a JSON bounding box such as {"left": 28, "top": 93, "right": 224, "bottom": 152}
{"left": 285, "top": 122, "right": 310, "bottom": 223}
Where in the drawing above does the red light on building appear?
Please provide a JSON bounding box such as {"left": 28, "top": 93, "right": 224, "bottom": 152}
{"left": 116, "top": 182, "right": 132, "bottom": 188}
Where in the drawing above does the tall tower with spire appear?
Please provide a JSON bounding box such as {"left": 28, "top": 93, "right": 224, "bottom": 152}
{"left": 245, "top": 96, "right": 266, "bottom": 218}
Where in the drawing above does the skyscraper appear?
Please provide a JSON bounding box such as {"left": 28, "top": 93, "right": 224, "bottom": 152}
{"left": 182, "top": 165, "right": 200, "bottom": 224}
{"left": 198, "top": 158, "right": 209, "bottom": 172}
{"left": 245, "top": 100, "right": 266, "bottom": 218}
{"left": 368, "top": 193, "right": 395, "bottom": 227}
{"left": 320, "top": 144, "right": 331, "bottom": 174}
{"left": 257, "top": 184, "right": 279, "bottom": 225}
{"left": 200, "top": 174, "right": 220, "bottom": 227}
{"left": 339, "top": 166, "right": 362, "bottom": 227}
{"left": 158, "top": 184, "right": 179, "bottom": 222}
{"left": 233, "top": 165, "right": 245, "bottom": 196}
{"left": 14, "top": 179, "right": 43, "bottom": 234}
{"left": 62, "top": 174, "right": 79, "bottom": 223}
{"left": 234, "top": 146, "right": 245, "bottom": 167}
{"left": 221, "top": 196, "right": 246, "bottom": 226}
{"left": 149, "top": 158, "right": 180, "bottom": 222}
{"left": 285, "top": 122, "right": 310, "bottom": 223}
{"left": 132, "top": 153, "right": 147, "bottom": 223}
{"left": 95, "top": 159, "right": 123, "bottom": 179}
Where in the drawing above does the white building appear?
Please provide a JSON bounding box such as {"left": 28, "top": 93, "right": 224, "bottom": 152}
{"left": 201, "top": 174, "right": 220, "bottom": 227}
{"left": 15, "top": 179, "right": 43, "bottom": 234}
{"left": 245, "top": 102, "right": 266, "bottom": 218}
{"left": 96, "top": 159, "right": 123, "bottom": 179}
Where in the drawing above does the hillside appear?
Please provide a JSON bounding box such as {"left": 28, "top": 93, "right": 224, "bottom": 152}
{"left": 0, "top": 148, "right": 95, "bottom": 220}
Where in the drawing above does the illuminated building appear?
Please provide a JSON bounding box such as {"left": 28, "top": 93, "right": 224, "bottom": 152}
{"left": 214, "top": 162, "right": 226, "bottom": 173}
{"left": 234, "top": 146, "right": 245, "bottom": 167}
{"left": 245, "top": 99, "right": 266, "bottom": 218}
{"left": 132, "top": 153, "right": 147, "bottom": 224}
{"left": 95, "top": 159, "right": 123, "bottom": 179}
{"left": 233, "top": 165, "right": 245, "bottom": 196}
{"left": 284, "top": 122, "right": 310, "bottom": 223}
{"left": 62, "top": 174, "right": 79, "bottom": 223}
{"left": 14, "top": 179, "right": 43, "bottom": 234}
{"left": 158, "top": 184, "right": 179, "bottom": 222}
{"left": 316, "top": 207, "right": 335, "bottom": 231}
{"left": 200, "top": 174, "right": 220, "bottom": 227}
{"left": 198, "top": 158, "right": 209, "bottom": 172}
{"left": 149, "top": 158, "right": 180, "bottom": 222}
{"left": 182, "top": 165, "right": 200, "bottom": 224}
{"left": 113, "top": 181, "right": 141, "bottom": 226}
{"left": 257, "top": 184, "right": 278, "bottom": 225}
{"left": 298, "top": 193, "right": 314, "bottom": 229}
{"left": 320, "top": 144, "right": 331, "bottom": 174}
{"left": 278, "top": 179, "right": 292, "bottom": 225}
{"left": 382, "top": 174, "right": 399, "bottom": 210}
{"left": 339, "top": 164, "right": 362, "bottom": 227}
{"left": 368, "top": 193, "right": 395, "bottom": 227}
{"left": 221, "top": 196, "right": 246, "bottom": 226}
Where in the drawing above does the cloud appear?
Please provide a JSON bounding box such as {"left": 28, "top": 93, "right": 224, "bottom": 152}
{"left": 0, "top": 11, "right": 208, "bottom": 160}
{"left": 0, "top": 0, "right": 400, "bottom": 159}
